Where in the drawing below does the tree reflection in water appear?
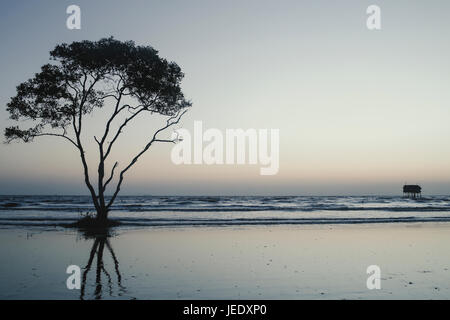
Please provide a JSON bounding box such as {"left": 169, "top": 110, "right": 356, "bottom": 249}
{"left": 79, "top": 229, "right": 126, "bottom": 300}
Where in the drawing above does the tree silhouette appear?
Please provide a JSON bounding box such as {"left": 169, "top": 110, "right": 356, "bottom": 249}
{"left": 4, "top": 38, "right": 191, "bottom": 225}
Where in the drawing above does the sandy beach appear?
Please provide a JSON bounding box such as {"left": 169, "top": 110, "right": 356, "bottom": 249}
{"left": 1, "top": 222, "right": 449, "bottom": 299}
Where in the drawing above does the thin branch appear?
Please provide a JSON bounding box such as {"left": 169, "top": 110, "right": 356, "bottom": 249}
{"left": 77, "top": 73, "right": 100, "bottom": 135}
{"left": 98, "top": 93, "right": 119, "bottom": 101}
{"left": 100, "top": 90, "right": 125, "bottom": 147}
{"left": 65, "top": 79, "right": 81, "bottom": 97}
{"left": 153, "top": 139, "right": 177, "bottom": 144}
{"left": 106, "top": 109, "right": 188, "bottom": 209}
{"left": 103, "top": 162, "right": 118, "bottom": 190}
{"left": 72, "top": 113, "right": 78, "bottom": 137}
{"left": 103, "top": 106, "right": 147, "bottom": 160}
{"left": 33, "top": 133, "right": 78, "bottom": 148}
{"left": 103, "top": 94, "right": 161, "bottom": 160}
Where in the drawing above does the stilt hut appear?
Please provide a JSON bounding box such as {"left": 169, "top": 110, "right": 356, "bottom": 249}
{"left": 403, "top": 185, "right": 421, "bottom": 199}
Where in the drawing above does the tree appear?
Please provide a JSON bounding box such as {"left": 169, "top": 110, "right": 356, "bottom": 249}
{"left": 4, "top": 37, "right": 191, "bottom": 225}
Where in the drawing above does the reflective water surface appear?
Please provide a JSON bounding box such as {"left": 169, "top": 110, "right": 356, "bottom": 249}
{"left": 1, "top": 223, "right": 450, "bottom": 299}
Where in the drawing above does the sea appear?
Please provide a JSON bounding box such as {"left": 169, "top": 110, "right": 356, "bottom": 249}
{"left": 1, "top": 195, "right": 450, "bottom": 228}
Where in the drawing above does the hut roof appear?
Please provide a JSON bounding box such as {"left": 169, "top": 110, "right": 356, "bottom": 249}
{"left": 403, "top": 185, "right": 421, "bottom": 193}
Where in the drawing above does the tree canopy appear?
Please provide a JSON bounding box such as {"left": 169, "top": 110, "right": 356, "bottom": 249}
{"left": 6, "top": 37, "right": 190, "bottom": 143}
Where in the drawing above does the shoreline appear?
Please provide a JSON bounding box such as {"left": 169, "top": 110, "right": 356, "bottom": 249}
{"left": 3, "top": 217, "right": 450, "bottom": 229}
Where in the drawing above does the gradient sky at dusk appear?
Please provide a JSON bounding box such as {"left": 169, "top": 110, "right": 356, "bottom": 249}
{"left": 1, "top": 0, "right": 450, "bottom": 195}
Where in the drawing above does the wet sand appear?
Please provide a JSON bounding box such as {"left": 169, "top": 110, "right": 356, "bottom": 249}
{"left": 0, "top": 223, "right": 450, "bottom": 299}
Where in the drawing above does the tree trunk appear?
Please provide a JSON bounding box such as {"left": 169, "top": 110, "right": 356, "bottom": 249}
{"left": 96, "top": 207, "right": 109, "bottom": 223}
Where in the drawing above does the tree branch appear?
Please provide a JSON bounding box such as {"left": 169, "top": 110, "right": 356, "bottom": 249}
{"left": 103, "top": 162, "right": 118, "bottom": 190}
{"left": 100, "top": 90, "right": 125, "bottom": 147}
{"left": 106, "top": 109, "right": 188, "bottom": 209}
{"left": 103, "top": 106, "right": 147, "bottom": 160}
{"left": 33, "top": 133, "right": 79, "bottom": 148}
{"left": 72, "top": 75, "right": 102, "bottom": 213}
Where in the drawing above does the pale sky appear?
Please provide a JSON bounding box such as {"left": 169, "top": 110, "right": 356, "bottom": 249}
{"left": 1, "top": 0, "right": 450, "bottom": 195}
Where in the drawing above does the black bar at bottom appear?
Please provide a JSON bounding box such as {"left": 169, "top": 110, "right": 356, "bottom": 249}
{"left": 0, "top": 300, "right": 449, "bottom": 319}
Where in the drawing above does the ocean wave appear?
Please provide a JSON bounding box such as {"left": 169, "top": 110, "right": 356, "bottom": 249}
{"left": 2, "top": 195, "right": 450, "bottom": 228}
{"left": 1, "top": 216, "right": 450, "bottom": 227}
{"left": 2, "top": 205, "right": 450, "bottom": 213}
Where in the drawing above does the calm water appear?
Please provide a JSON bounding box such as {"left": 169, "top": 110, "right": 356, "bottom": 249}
{"left": 1, "top": 195, "right": 450, "bottom": 227}
{"left": 2, "top": 225, "right": 450, "bottom": 299}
